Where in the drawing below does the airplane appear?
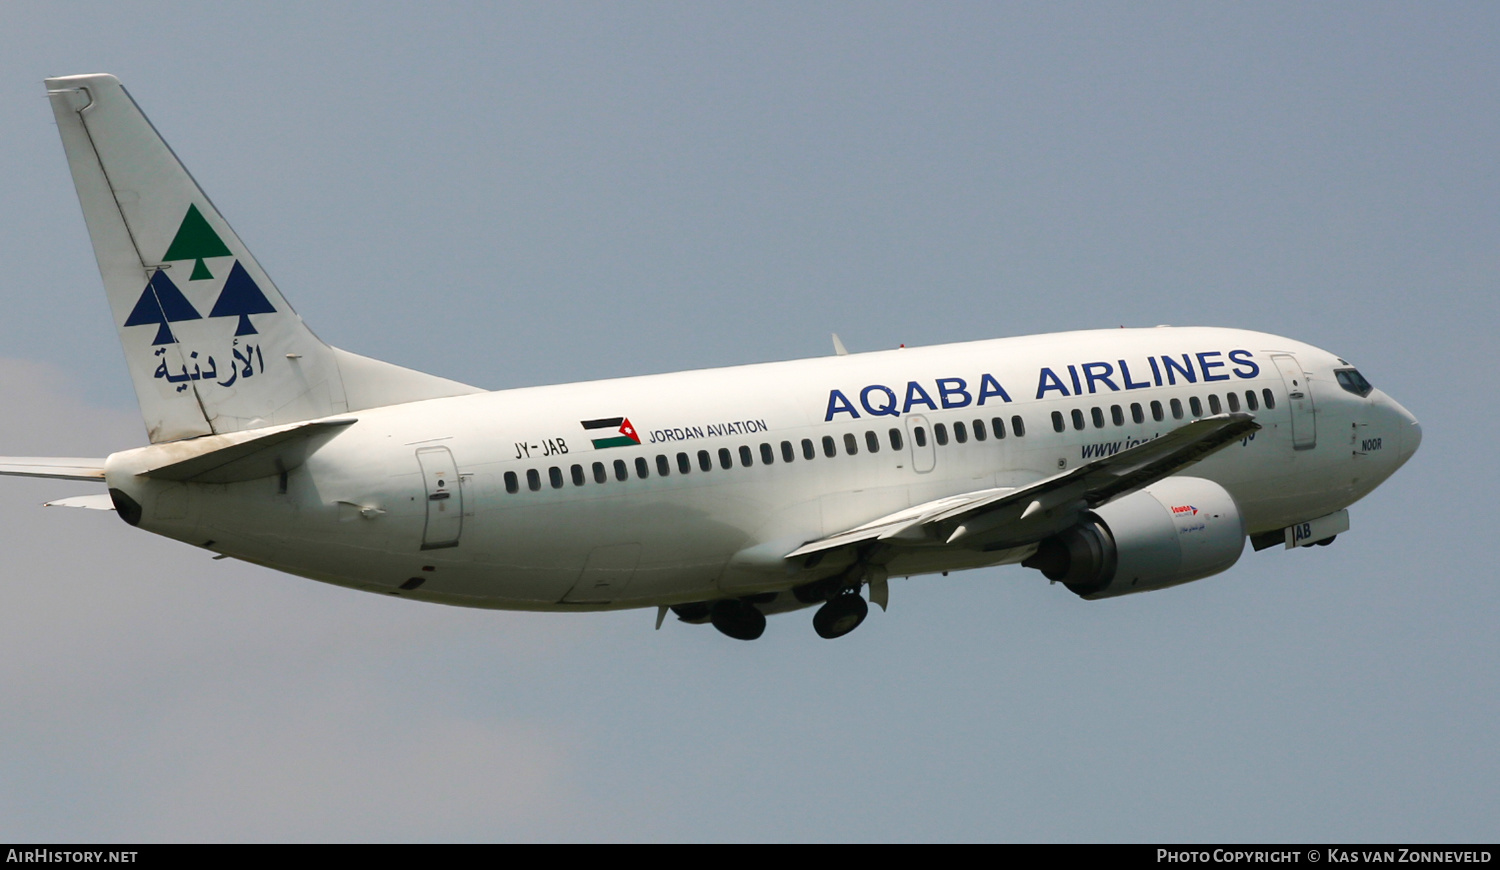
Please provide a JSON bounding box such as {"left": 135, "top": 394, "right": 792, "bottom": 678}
{"left": 1, "top": 73, "right": 1421, "bottom": 641}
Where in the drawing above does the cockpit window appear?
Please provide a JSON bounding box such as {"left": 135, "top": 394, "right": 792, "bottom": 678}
{"left": 1336, "top": 368, "right": 1373, "bottom": 397}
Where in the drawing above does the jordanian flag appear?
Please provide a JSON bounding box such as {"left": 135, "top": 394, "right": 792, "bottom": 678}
{"left": 581, "top": 417, "right": 641, "bottom": 449}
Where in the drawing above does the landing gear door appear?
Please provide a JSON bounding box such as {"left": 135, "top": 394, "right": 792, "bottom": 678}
{"left": 416, "top": 446, "right": 462, "bottom": 550}
{"left": 1271, "top": 354, "right": 1317, "bottom": 450}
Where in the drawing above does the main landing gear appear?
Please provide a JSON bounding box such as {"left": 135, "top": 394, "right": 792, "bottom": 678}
{"left": 812, "top": 593, "right": 868, "bottom": 640}
{"left": 709, "top": 598, "right": 766, "bottom": 641}
{"left": 683, "top": 571, "right": 881, "bottom": 641}
{"left": 688, "top": 588, "right": 872, "bottom": 641}
{"left": 796, "top": 570, "right": 877, "bottom": 640}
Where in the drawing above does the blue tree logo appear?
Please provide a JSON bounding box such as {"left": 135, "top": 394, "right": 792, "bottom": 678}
{"left": 209, "top": 261, "right": 276, "bottom": 335}
{"left": 123, "top": 269, "right": 201, "bottom": 345}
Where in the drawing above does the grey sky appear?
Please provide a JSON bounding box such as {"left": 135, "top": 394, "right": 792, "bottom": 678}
{"left": 0, "top": 2, "right": 1494, "bottom": 842}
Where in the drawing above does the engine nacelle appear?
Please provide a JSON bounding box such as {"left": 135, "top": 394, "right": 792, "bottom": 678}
{"left": 1023, "top": 477, "right": 1246, "bottom": 600}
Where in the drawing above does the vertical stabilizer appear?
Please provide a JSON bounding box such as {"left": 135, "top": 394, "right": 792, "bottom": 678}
{"left": 46, "top": 74, "right": 481, "bottom": 443}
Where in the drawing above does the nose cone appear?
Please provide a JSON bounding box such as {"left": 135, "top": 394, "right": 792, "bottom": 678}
{"left": 1381, "top": 392, "right": 1421, "bottom": 470}
{"left": 1400, "top": 417, "right": 1422, "bottom": 466}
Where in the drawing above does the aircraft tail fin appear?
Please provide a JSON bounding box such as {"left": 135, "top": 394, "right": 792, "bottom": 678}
{"left": 46, "top": 74, "right": 481, "bottom": 443}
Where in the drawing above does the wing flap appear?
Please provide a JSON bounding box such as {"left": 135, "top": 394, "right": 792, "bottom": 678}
{"left": 786, "top": 489, "right": 1013, "bottom": 559}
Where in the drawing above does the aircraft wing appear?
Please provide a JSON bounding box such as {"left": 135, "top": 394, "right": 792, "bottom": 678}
{"left": 787, "top": 412, "right": 1260, "bottom": 560}
{"left": 0, "top": 458, "right": 107, "bottom": 481}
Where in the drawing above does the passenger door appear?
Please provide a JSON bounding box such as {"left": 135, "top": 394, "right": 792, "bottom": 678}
{"left": 1270, "top": 354, "right": 1317, "bottom": 450}
{"left": 416, "top": 446, "right": 463, "bottom": 549}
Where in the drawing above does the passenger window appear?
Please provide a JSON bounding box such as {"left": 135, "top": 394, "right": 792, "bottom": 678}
{"left": 739, "top": 445, "right": 754, "bottom": 467}
{"left": 1130, "top": 403, "right": 1144, "bottom": 424}
{"left": 1227, "top": 392, "right": 1240, "bottom": 413}
{"left": 993, "top": 417, "right": 1006, "bottom": 439}
{"left": 549, "top": 467, "right": 564, "bottom": 489}
{"left": 504, "top": 471, "right": 519, "bottom": 494}
{"left": 614, "top": 459, "right": 629, "bottom": 481}
{"left": 571, "top": 464, "right": 585, "bottom": 486}
{"left": 760, "top": 443, "right": 775, "bottom": 465}
{"left": 1052, "top": 411, "right": 1065, "bottom": 433}
{"left": 1262, "top": 388, "right": 1276, "bottom": 410}
{"left": 1209, "top": 394, "right": 1222, "bottom": 415}
{"left": 698, "top": 450, "right": 713, "bottom": 472}
{"left": 1151, "top": 400, "right": 1164, "bottom": 422}
{"left": 718, "top": 448, "right": 733, "bottom": 470}
{"left": 593, "top": 462, "right": 607, "bottom": 484}
{"left": 914, "top": 427, "right": 927, "bottom": 447}
{"left": 1071, "top": 409, "right": 1085, "bottom": 431}
{"left": 1111, "top": 405, "right": 1124, "bottom": 426}
{"left": 973, "top": 419, "right": 987, "bottom": 441}
{"left": 1245, "top": 390, "right": 1259, "bottom": 411}
{"left": 677, "top": 452, "right": 691, "bottom": 474}
{"left": 1011, "top": 416, "right": 1025, "bottom": 437}
{"left": 843, "top": 433, "right": 859, "bottom": 455}
{"left": 934, "top": 423, "right": 949, "bottom": 446}
{"left": 953, "top": 421, "right": 968, "bottom": 443}
{"left": 655, "top": 455, "right": 671, "bottom": 477}
{"left": 636, "top": 457, "right": 650, "bottom": 479}
{"left": 802, "top": 439, "right": 816, "bottom": 460}
{"left": 822, "top": 435, "right": 837, "bottom": 458}
{"left": 1189, "top": 396, "right": 1203, "bottom": 417}
{"left": 1170, "top": 398, "right": 1184, "bottom": 420}
{"left": 889, "top": 428, "right": 904, "bottom": 451}
{"left": 527, "top": 469, "right": 542, "bottom": 492}
{"left": 865, "top": 431, "right": 880, "bottom": 453}
{"left": 781, "top": 441, "right": 795, "bottom": 463}
{"left": 1091, "top": 407, "right": 1105, "bottom": 429}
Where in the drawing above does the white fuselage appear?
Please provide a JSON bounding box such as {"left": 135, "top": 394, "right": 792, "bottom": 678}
{"left": 102, "top": 326, "right": 1420, "bottom": 611}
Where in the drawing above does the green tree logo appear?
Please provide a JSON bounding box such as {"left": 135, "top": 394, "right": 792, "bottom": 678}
{"left": 162, "top": 204, "right": 232, "bottom": 280}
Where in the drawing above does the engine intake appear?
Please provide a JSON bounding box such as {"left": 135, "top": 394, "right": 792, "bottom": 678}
{"left": 1023, "top": 477, "right": 1246, "bottom": 599}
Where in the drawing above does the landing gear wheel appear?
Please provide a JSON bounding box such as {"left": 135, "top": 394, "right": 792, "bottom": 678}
{"left": 670, "top": 601, "right": 712, "bottom": 623}
{"left": 710, "top": 599, "right": 766, "bottom": 641}
{"left": 813, "top": 594, "right": 868, "bottom": 639}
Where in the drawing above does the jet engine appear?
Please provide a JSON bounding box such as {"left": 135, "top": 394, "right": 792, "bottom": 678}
{"left": 1022, "top": 477, "right": 1246, "bottom": 599}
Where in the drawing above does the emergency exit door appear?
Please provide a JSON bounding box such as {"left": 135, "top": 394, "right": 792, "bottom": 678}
{"left": 906, "top": 415, "right": 936, "bottom": 473}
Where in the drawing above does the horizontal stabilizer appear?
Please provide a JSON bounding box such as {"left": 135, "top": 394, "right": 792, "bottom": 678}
{"left": 141, "top": 418, "right": 356, "bottom": 483}
{"left": 788, "top": 413, "right": 1260, "bottom": 560}
{"left": 0, "top": 458, "right": 107, "bottom": 481}
{"left": 46, "top": 493, "right": 116, "bottom": 510}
